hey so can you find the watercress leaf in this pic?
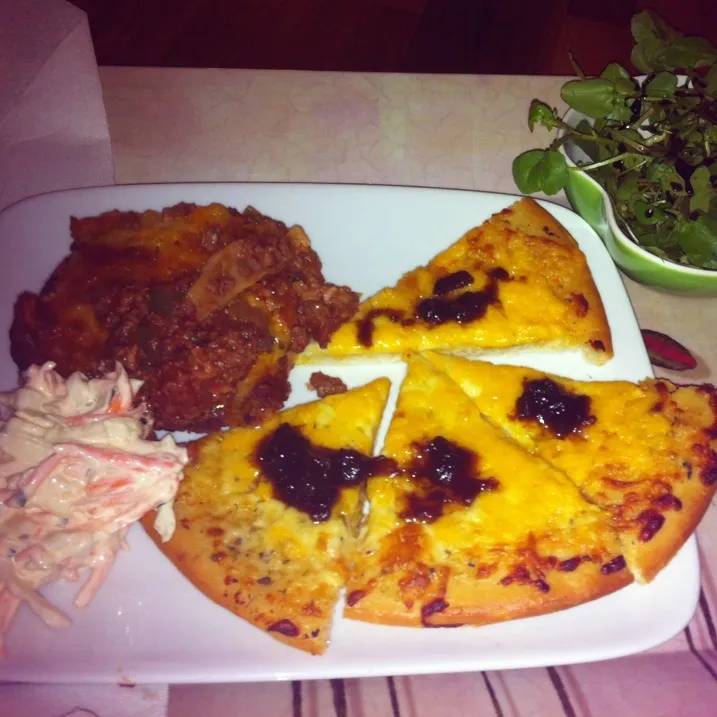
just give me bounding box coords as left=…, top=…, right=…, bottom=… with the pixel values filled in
left=633, top=200, right=666, bottom=225
left=596, top=142, right=612, bottom=162
left=616, top=78, right=638, bottom=96
left=615, top=174, right=641, bottom=204
left=512, top=150, right=568, bottom=196
left=561, top=79, right=618, bottom=118
left=676, top=217, right=717, bottom=266
left=613, top=127, right=645, bottom=145
left=689, top=166, right=712, bottom=213
left=622, top=154, right=648, bottom=171
left=655, top=223, right=681, bottom=250
left=592, top=118, right=608, bottom=140
left=704, top=63, right=717, bottom=97
left=661, top=37, right=717, bottom=70
left=646, top=163, right=672, bottom=182
left=648, top=103, right=669, bottom=125
left=645, top=71, right=677, bottom=98
left=644, top=244, right=667, bottom=259
left=646, top=162, right=683, bottom=194
left=631, top=10, right=681, bottom=44
left=637, top=229, right=665, bottom=250
left=607, top=98, right=632, bottom=123
left=601, top=63, right=631, bottom=82
left=600, top=63, right=637, bottom=95
left=632, top=37, right=666, bottom=74
left=706, top=124, right=717, bottom=149
left=628, top=222, right=658, bottom=247
left=527, top=100, right=560, bottom=131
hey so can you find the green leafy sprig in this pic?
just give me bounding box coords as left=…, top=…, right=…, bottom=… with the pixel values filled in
left=512, top=10, right=717, bottom=269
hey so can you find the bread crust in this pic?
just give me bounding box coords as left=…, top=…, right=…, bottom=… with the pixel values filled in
left=624, top=482, right=708, bottom=584
left=494, top=198, right=613, bottom=363
left=624, top=382, right=717, bottom=582
left=141, top=510, right=337, bottom=654
left=345, top=560, right=632, bottom=627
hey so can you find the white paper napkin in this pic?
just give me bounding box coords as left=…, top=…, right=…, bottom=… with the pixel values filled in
left=0, top=0, right=114, bottom=212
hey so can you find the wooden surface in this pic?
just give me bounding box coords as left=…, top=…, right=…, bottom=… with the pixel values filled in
left=71, top=0, right=717, bottom=75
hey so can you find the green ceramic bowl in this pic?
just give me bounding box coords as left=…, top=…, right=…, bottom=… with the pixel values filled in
left=559, top=108, right=717, bottom=295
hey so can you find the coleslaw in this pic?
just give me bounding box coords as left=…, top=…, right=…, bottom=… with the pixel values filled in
left=0, top=362, right=188, bottom=656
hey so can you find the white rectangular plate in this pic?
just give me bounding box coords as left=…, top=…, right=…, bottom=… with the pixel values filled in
left=0, top=183, right=699, bottom=684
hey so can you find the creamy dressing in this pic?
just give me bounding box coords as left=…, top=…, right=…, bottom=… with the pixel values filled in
left=0, top=362, right=187, bottom=656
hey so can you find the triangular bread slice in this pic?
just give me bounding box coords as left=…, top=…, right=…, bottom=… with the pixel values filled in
left=300, top=198, right=612, bottom=365
left=344, top=356, right=630, bottom=628
left=423, top=351, right=717, bottom=583
left=142, top=378, right=390, bottom=654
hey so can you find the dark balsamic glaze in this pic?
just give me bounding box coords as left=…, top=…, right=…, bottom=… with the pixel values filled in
left=629, top=98, right=643, bottom=124
left=258, top=426, right=497, bottom=526
left=400, top=436, right=499, bottom=523
left=675, top=156, right=697, bottom=197
left=357, top=308, right=410, bottom=348
left=355, top=267, right=510, bottom=347
left=416, top=267, right=509, bottom=327
left=515, top=378, right=595, bottom=438
left=257, top=423, right=397, bottom=522
left=433, top=270, right=474, bottom=296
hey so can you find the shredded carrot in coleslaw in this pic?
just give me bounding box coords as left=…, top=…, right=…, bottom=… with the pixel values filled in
left=0, top=362, right=187, bottom=657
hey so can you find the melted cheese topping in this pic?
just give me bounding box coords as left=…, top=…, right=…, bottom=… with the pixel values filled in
left=423, top=352, right=680, bottom=499
left=359, top=358, right=618, bottom=580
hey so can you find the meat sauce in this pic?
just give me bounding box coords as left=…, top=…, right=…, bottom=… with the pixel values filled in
left=356, top=267, right=509, bottom=347
left=307, top=371, right=347, bottom=398
left=10, top=203, right=360, bottom=432
left=515, top=378, right=595, bottom=438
